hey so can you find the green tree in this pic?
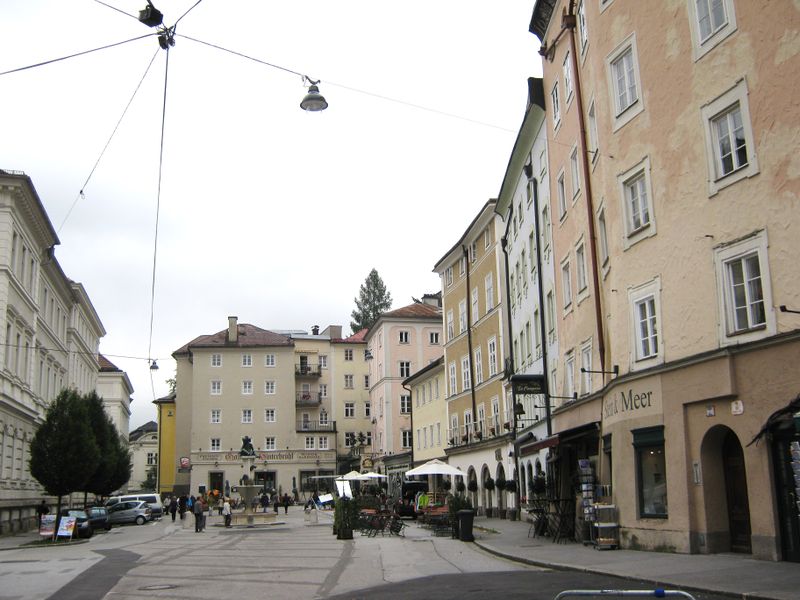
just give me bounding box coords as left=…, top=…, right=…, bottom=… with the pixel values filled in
left=29, top=389, right=101, bottom=536
left=82, top=392, right=119, bottom=502
left=142, top=466, right=157, bottom=491
left=350, top=268, right=392, bottom=333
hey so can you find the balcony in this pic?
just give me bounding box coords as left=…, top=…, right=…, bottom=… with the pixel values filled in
left=296, top=391, right=322, bottom=407
left=297, top=419, right=336, bottom=433
left=295, top=363, right=322, bottom=377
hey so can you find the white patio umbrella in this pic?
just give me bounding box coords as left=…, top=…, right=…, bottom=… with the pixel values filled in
left=405, top=459, right=463, bottom=477
left=359, top=471, right=387, bottom=479
left=337, top=470, right=365, bottom=481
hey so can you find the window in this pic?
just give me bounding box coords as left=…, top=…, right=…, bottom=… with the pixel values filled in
left=474, top=347, right=483, bottom=385
left=365, top=401, right=371, bottom=417
left=265, top=353, right=275, bottom=367
left=210, top=409, right=221, bottom=424
left=581, top=344, right=592, bottom=396
left=587, top=100, right=599, bottom=163
left=242, top=353, right=252, bottom=367
left=210, top=380, right=221, bottom=395
left=399, top=361, right=411, bottom=378
left=242, top=409, right=252, bottom=424
left=534, top=309, right=542, bottom=357
left=461, top=356, right=471, bottom=392
left=598, top=207, right=609, bottom=265
left=344, top=374, right=354, bottom=389
left=305, top=437, right=315, bottom=450
left=319, top=355, right=328, bottom=369
left=576, top=242, right=587, bottom=293
left=485, top=273, right=494, bottom=311
left=634, top=426, right=667, bottom=518
left=365, top=432, right=372, bottom=446
left=320, top=383, right=328, bottom=397
left=211, top=353, right=221, bottom=367
left=564, top=352, right=575, bottom=399
left=399, top=331, right=409, bottom=344
left=445, top=266, right=453, bottom=287
left=551, top=81, right=561, bottom=126
left=446, top=310, right=455, bottom=340
left=525, top=321, right=533, bottom=359
left=261, top=380, right=275, bottom=395
left=546, top=291, right=555, bottom=336
left=400, top=395, right=411, bottom=414
left=689, top=0, right=736, bottom=60
left=636, top=296, right=658, bottom=359
left=468, top=241, right=477, bottom=263
left=542, top=205, right=551, bottom=251
left=318, top=437, right=329, bottom=450
left=459, top=300, right=467, bottom=333
left=629, top=278, right=662, bottom=368
left=701, top=80, right=758, bottom=195
left=448, top=362, right=457, bottom=396
left=344, top=348, right=353, bottom=361
left=484, top=226, right=492, bottom=248
left=577, top=1, right=588, bottom=54
left=618, top=157, right=656, bottom=248
left=557, top=171, right=567, bottom=219
left=714, top=230, right=774, bottom=344
left=344, top=432, right=356, bottom=448
left=401, top=430, right=412, bottom=449
left=242, top=380, right=253, bottom=395
left=429, top=331, right=440, bottom=345
left=264, top=408, right=275, bottom=422
left=561, top=259, right=573, bottom=309
left=210, top=438, right=221, bottom=452
left=570, top=146, right=580, bottom=198
left=488, top=337, right=498, bottom=377
left=364, top=374, right=370, bottom=389
left=147, top=452, right=157, bottom=466
left=345, top=402, right=355, bottom=418
left=459, top=256, right=466, bottom=276
left=320, top=410, right=329, bottom=425
left=563, top=52, right=573, bottom=102
left=606, top=35, right=644, bottom=130
left=471, top=288, right=479, bottom=323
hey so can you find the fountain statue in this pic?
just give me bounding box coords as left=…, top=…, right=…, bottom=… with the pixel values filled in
left=229, top=436, right=277, bottom=527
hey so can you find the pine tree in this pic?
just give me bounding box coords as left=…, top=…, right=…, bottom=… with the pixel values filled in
left=350, top=268, right=392, bottom=333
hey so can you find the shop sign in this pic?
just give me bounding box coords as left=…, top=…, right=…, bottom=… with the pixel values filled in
left=603, top=379, right=661, bottom=426
left=195, top=450, right=333, bottom=463
left=180, top=456, right=190, bottom=468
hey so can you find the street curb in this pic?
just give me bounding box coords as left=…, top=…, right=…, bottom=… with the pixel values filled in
left=472, top=539, right=779, bottom=600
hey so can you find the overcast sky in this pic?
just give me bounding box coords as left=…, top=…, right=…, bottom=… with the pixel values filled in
left=0, top=1, right=542, bottom=430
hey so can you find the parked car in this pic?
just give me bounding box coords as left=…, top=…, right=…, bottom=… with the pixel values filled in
left=105, top=494, right=163, bottom=519
left=59, top=509, right=93, bottom=539
left=87, top=506, right=112, bottom=531
left=107, top=500, right=152, bottom=526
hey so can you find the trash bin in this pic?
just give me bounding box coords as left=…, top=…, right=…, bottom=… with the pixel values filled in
left=457, top=509, right=475, bottom=542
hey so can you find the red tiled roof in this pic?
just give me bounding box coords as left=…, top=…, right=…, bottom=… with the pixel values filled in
left=335, top=328, right=368, bottom=343
left=380, top=302, right=441, bottom=320
left=98, top=353, right=121, bottom=372
left=173, top=324, right=293, bottom=356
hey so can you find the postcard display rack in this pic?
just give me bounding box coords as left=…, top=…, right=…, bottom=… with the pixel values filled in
left=793, top=442, right=800, bottom=519
left=579, top=459, right=619, bottom=550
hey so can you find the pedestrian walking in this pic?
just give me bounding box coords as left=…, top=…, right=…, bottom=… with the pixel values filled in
left=222, top=497, right=232, bottom=528
left=35, top=499, right=49, bottom=527
left=178, top=495, right=187, bottom=520
left=282, top=493, right=290, bottom=514
left=260, top=493, right=269, bottom=513
left=273, top=495, right=280, bottom=513
left=169, top=497, right=178, bottom=522
left=193, top=496, right=204, bottom=532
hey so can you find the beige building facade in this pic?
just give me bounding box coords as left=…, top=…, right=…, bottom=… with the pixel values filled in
left=530, top=0, right=800, bottom=560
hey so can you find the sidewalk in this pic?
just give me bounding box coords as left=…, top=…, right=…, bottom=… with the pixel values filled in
left=469, top=515, right=799, bottom=600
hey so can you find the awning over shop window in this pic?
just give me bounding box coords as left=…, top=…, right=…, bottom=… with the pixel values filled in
left=519, top=434, right=559, bottom=457
left=632, top=425, right=664, bottom=448
left=557, top=421, right=600, bottom=444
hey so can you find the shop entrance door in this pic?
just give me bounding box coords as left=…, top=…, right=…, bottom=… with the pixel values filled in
left=255, top=470, right=276, bottom=493
left=772, top=434, right=800, bottom=562
left=723, top=431, right=752, bottom=553
left=209, top=471, right=224, bottom=495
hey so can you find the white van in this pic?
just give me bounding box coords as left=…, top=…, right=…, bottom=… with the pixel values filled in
left=105, top=493, right=163, bottom=519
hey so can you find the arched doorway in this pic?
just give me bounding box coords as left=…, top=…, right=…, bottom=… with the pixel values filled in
left=701, top=426, right=752, bottom=553
left=481, top=465, right=492, bottom=514
left=496, top=465, right=507, bottom=511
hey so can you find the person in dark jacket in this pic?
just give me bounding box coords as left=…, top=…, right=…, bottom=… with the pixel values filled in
left=282, top=493, right=290, bottom=514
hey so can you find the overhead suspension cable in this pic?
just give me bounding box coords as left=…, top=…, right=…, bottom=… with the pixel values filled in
left=92, top=0, right=140, bottom=21
left=0, top=33, right=156, bottom=77
left=58, top=49, right=161, bottom=233
left=174, top=0, right=204, bottom=27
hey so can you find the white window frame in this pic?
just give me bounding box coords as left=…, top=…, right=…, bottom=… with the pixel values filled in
left=688, top=0, right=737, bottom=61
left=320, top=383, right=328, bottom=398
left=471, top=287, right=479, bottom=324
left=264, top=436, right=275, bottom=450
left=264, top=380, right=275, bottom=395
left=488, top=337, right=498, bottom=377
left=210, top=438, right=221, bottom=452
left=597, top=204, right=610, bottom=267
left=587, top=99, right=599, bottom=165
left=429, top=331, right=440, bottom=345
left=399, top=361, right=411, bottom=378
left=210, top=380, right=221, bottom=395
left=563, top=51, right=574, bottom=103
left=459, top=300, right=467, bottom=334
left=557, top=169, right=567, bottom=220
left=399, top=330, right=409, bottom=344
left=210, top=409, right=221, bottom=424
left=701, top=78, right=758, bottom=196
left=577, top=0, right=589, bottom=56
left=561, top=257, right=573, bottom=311
left=576, top=240, right=588, bottom=296
left=319, top=354, right=328, bottom=369
left=264, top=408, right=275, bottom=422
left=211, top=353, right=221, bottom=367
left=580, top=342, right=592, bottom=396
left=628, top=277, right=663, bottom=370
left=474, top=347, right=483, bottom=385
left=461, top=355, right=471, bottom=392
left=344, top=402, right=355, bottom=418
left=242, top=380, right=253, bottom=395
left=618, top=156, right=656, bottom=249
left=305, top=437, right=315, bottom=450
left=241, top=409, right=253, bottom=424
left=344, top=374, right=354, bottom=389
left=318, top=437, right=329, bottom=450
left=570, top=145, right=581, bottom=200
left=606, top=34, right=644, bottom=131
left=714, top=230, right=775, bottom=346
left=550, top=80, right=561, bottom=128
left=241, top=353, right=252, bottom=367
left=564, top=351, right=575, bottom=400
left=445, top=266, right=453, bottom=287
left=447, top=310, right=455, bottom=340
left=448, top=361, right=457, bottom=396
left=400, top=394, right=411, bottom=414
left=401, top=430, right=412, bottom=449
left=344, top=348, right=353, bottom=361
left=265, top=353, right=275, bottom=367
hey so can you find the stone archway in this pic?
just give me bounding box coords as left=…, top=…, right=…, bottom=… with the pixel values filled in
left=700, top=425, right=752, bottom=554
left=495, top=465, right=507, bottom=511
left=481, top=464, right=492, bottom=514
left=467, top=467, right=478, bottom=510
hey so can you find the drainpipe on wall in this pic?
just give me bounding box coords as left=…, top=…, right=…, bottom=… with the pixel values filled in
left=564, top=4, right=606, bottom=377
left=462, top=245, right=479, bottom=440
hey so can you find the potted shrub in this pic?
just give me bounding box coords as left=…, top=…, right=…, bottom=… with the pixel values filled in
left=334, top=497, right=359, bottom=540
left=532, top=475, right=547, bottom=496
left=467, top=479, right=478, bottom=493
left=441, top=478, right=452, bottom=492
left=505, top=479, right=517, bottom=493
left=455, top=480, right=466, bottom=494
left=484, top=477, right=495, bottom=517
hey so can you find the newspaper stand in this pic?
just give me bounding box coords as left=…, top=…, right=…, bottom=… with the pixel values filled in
left=554, top=589, right=697, bottom=600
left=589, top=503, right=619, bottom=550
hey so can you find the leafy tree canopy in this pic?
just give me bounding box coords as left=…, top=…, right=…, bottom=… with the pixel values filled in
left=350, top=268, right=392, bottom=333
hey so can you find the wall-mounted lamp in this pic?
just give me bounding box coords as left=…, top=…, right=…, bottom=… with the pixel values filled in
left=780, top=305, right=800, bottom=315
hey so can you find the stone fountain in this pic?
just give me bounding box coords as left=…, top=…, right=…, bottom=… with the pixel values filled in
left=229, top=436, right=277, bottom=527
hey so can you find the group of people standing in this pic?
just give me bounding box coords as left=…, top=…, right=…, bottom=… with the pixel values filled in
left=163, top=492, right=295, bottom=530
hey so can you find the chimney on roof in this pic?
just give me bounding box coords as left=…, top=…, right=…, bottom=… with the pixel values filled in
left=311, top=325, right=319, bottom=335
left=228, top=316, right=238, bottom=343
